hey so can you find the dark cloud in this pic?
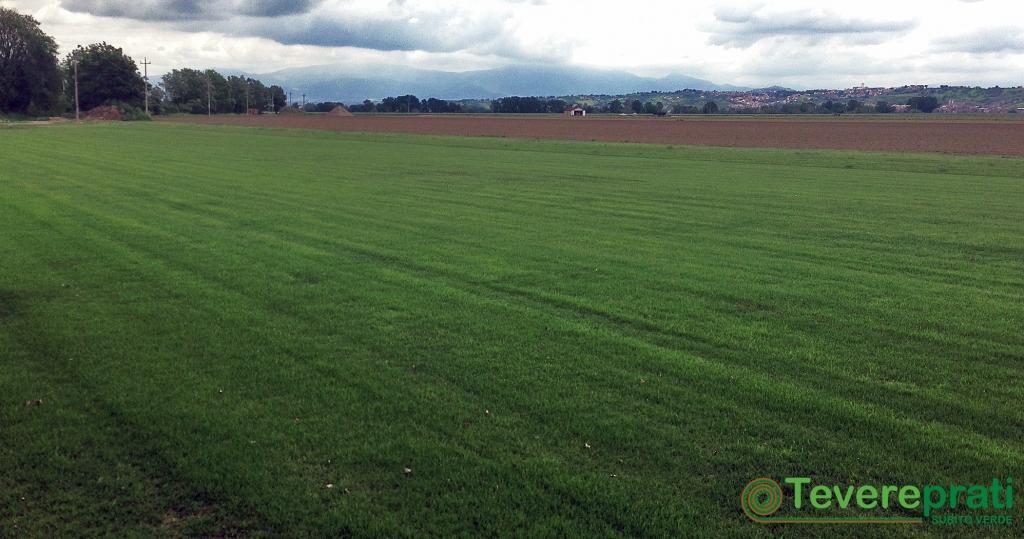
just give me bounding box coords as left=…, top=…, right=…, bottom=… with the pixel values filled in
left=59, top=0, right=529, bottom=56
left=61, top=0, right=319, bottom=21
left=232, top=12, right=510, bottom=53
left=934, top=27, right=1024, bottom=54
left=708, top=6, right=915, bottom=48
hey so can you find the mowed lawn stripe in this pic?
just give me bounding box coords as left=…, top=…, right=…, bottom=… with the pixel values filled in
left=2, top=123, right=1022, bottom=537
left=4, top=161, right=780, bottom=535
left=4, top=127, right=1019, bottom=444
left=18, top=128, right=1021, bottom=444
left=6, top=184, right=1007, bottom=536
left=8, top=133, right=761, bottom=532
left=4, top=124, right=1019, bottom=450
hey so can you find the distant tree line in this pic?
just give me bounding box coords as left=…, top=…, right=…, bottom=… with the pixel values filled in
left=341, top=95, right=463, bottom=113
left=0, top=7, right=292, bottom=118
left=485, top=97, right=723, bottom=115
left=490, top=96, right=572, bottom=113
left=484, top=95, right=947, bottom=116
left=727, top=96, right=940, bottom=115
left=161, top=69, right=285, bottom=114
left=1, top=9, right=149, bottom=117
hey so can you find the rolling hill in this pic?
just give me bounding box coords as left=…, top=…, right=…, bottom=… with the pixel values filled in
left=225, top=64, right=745, bottom=103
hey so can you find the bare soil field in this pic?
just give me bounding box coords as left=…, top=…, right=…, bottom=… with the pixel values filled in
left=159, top=114, right=1024, bottom=156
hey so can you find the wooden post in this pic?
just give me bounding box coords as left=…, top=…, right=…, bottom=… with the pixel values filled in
left=73, top=61, right=80, bottom=121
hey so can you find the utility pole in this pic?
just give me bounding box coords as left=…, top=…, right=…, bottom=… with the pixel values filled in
left=73, top=60, right=80, bottom=121
left=140, top=57, right=151, bottom=115
left=207, top=75, right=212, bottom=116
left=302, top=94, right=305, bottom=107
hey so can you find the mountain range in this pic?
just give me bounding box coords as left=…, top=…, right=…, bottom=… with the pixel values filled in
left=224, top=64, right=746, bottom=103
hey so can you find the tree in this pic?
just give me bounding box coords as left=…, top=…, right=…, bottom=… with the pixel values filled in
left=847, top=99, right=862, bottom=113
left=161, top=69, right=278, bottom=114
left=642, top=101, right=664, bottom=115
left=270, top=85, right=286, bottom=112
left=821, top=100, right=846, bottom=114
left=0, top=7, right=61, bottom=114
left=245, top=78, right=270, bottom=112
left=630, top=99, right=643, bottom=114
left=607, top=99, right=624, bottom=113
left=491, top=96, right=547, bottom=113
left=398, top=95, right=420, bottom=112
left=545, top=99, right=568, bottom=113
left=162, top=68, right=206, bottom=113
left=908, top=96, right=939, bottom=113
left=225, top=75, right=251, bottom=113
left=201, top=69, right=229, bottom=114
left=423, top=97, right=462, bottom=113
left=671, top=104, right=699, bottom=114
left=378, top=95, right=420, bottom=112
left=147, top=84, right=166, bottom=115
left=702, top=101, right=719, bottom=114
left=874, top=101, right=893, bottom=113
left=63, top=42, right=144, bottom=111
left=345, top=99, right=377, bottom=113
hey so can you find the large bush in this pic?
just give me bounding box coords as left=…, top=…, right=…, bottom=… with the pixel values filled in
left=63, top=42, right=144, bottom=111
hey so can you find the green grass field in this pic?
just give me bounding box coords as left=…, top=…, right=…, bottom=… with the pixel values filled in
left=2, top=123, right=1022, bottom=537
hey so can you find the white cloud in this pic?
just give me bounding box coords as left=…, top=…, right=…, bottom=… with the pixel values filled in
left=705, top=5, right=915, bottom=48
left=1, top=0, right=1021, bottom=88
left=935, top=26, right=1024, bottom=53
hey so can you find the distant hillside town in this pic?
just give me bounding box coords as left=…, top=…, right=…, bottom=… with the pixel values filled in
left=306, top=85, right=1024, bottom=117
left=320, top=85, right=1024, bottom=116
left=457, top=85, right=1024, bottom=115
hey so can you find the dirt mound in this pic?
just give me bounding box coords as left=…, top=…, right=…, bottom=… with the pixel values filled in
left=327, top=106, right=353, bottom=117
left=85, top=106, right=122, bottom=121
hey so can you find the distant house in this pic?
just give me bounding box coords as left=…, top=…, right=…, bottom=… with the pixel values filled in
left=565, top=105, right=586, bottom=117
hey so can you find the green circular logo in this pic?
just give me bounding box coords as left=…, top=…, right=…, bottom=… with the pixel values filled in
left=742, top=478, right=783, bottom=518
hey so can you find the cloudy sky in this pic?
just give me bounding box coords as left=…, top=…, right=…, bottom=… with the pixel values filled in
left=3, top=0, right=1023, bottom=88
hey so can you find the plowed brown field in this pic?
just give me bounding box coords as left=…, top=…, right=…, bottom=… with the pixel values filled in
left=159, top=114, right=1024, bottom=156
